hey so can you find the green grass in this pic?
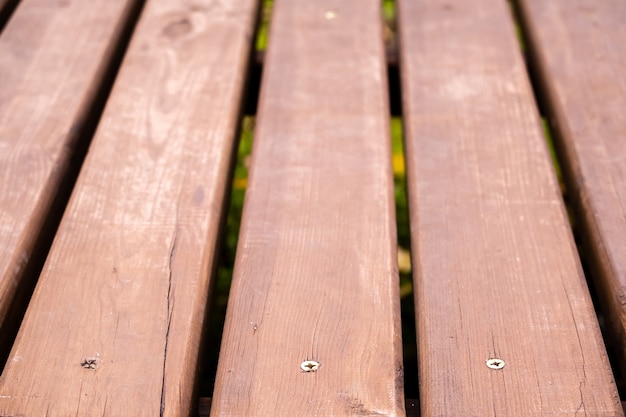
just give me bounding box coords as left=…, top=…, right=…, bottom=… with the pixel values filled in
left=256, top=0, right=272, bottom=51
left=383, top=0, right=395, bottom=23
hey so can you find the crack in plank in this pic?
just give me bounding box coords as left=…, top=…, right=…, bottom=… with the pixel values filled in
left=160, top=230, right=177, bottom=417
left=564, top=288, right=588, bottom=417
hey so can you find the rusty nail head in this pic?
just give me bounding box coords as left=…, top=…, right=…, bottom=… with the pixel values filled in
left=300, top=360, right=320, bottom=372
left=486, top=358, right=505, bottom=370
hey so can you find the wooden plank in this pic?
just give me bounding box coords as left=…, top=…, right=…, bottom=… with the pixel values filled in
left=199, top=398, right=419, bottom=417
left=210, top=1, right=404, bottom=416
left=0, top=0, right=142, bottom=356
left=397, top=0, right=624, bottom=415
left=514, top=0, right=626, bottom=377
left=0, top=0, right=258, bottom=415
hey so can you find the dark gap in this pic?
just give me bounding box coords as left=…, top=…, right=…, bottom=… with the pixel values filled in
left=197, top=117, right=254, bottom=398
left=388, top=56, right=401, bottom=117
left=384, top=0, right=418, bottom=403
left=384, top=0, right=401, bottom=116
left=0, top=0, right=148, bottom=371
left=241, top=0, right=271, bottom=114
left=0, top=0, right=20, bottom=33
left=384, top=0, right=399, bottom=117
left=197, top=0, right=267, bottom=399
left=393, top=117, right=419, bottom=400
left=244, top=56, right=262, bottom=115
left=509, top=0, right=626, bottom=400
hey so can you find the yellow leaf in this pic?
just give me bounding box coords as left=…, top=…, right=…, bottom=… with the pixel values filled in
left=233, top=178, right=248, bottom=190
left=393, top=154, right=405, bottom=175
left=397, top=247, right=411, bottom=273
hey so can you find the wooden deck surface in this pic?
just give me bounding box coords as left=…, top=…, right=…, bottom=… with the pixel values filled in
left=0, top=0, right=143, bottom=361
left=398, top=0, right=622, bottom=415
left=0, top=0, right=257, bottom=415
left=210, top=0, right=403, bottom=415
left=0, top=0, right=625, bottom=416
left=516, top=0, right=626, bottom=382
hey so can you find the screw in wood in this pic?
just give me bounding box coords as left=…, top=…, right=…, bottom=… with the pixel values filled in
left=324, top=10, right=337, bottom=20
left=485, top=358, right=506, bottom=370
left=300, top=360, right=320, bottom=372
left=81, top=357, right=98, bottom=369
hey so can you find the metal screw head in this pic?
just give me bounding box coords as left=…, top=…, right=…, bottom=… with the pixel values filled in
left=324, top=10, right=337, bottom=20
left=300, top=360, right=320, bottom=372
left=486, top=358, right=505, bottom=370
left=81, top=357, right=98, bottom=369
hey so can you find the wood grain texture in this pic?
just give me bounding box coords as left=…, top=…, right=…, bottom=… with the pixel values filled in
left=210, top=0, right=404, bottom=416
left=397, top=0, right=624, bottom=415
left=0, top=0, right=257, bottom=415
left=515, top=0, right=626, bottom=377
left=0, top=0, right=141, bottom=354
left=200, top=398, right=419, bottom=417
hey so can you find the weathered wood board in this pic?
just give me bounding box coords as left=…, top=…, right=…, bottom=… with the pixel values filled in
left=515, top=0, right=626, bottom=378
left=210, top=0, right=405, bottom=416
left=0, top=0, right=143, bottom=359
left=398, top=0, right=624, bottom=415
left=0, top=0, right=258, bottom=415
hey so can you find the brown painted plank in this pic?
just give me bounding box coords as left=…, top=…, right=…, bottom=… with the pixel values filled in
left=199, top=398, right=419, bottom=417
left=210, top=1, right=404, bottom=416
left=0, top=0, right=142, bottom=356
left=397, top=0, right=624, bottom=415
left=515, top=0, right=626, bottom=377
left=0, top=0, right=258, bottom=415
